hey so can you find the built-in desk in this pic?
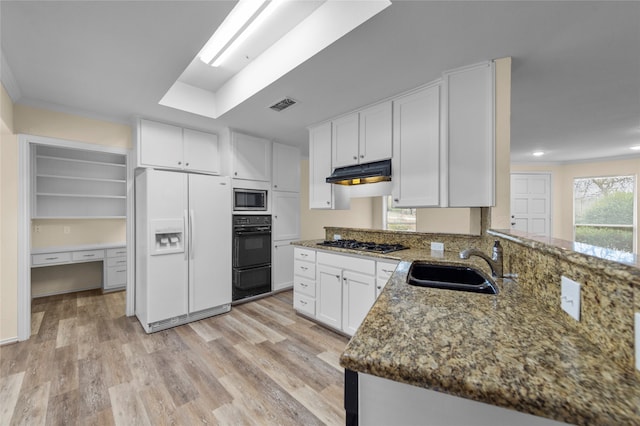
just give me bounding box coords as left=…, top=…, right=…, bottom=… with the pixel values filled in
left=31, top=243, right=127, bottom=292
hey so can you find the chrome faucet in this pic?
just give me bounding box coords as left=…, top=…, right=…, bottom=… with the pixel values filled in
left=459, top=240, right=504, bottom=278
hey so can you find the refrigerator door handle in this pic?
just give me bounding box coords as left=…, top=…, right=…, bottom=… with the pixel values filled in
left=190, top=209, right=195, bottom=260
left=184, top=210, right=189, bottom=261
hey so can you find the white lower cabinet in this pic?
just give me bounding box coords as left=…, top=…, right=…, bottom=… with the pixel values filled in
left=342, top=270, right=376, bottom=335
left=293, top=247, right=396, bottom=336
left=376, top=260, right=399, bottom=298
left=273, top=240, right=295, bottom=292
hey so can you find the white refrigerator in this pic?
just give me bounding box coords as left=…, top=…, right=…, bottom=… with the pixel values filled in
left=135, top=169, right=232, bottom=333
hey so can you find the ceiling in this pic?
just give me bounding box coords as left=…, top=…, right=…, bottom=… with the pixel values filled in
left=2, top=1, right=639, bottom=163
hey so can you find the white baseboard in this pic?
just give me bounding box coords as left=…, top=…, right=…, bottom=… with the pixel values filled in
left=0, top=336, right=19, bottom=346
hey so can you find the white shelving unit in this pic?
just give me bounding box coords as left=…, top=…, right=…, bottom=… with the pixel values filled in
left=32, top=145, right=127, bottom=218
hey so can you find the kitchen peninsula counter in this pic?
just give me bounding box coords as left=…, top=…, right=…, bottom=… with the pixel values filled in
left=293, top=238, right=640, bottom=424
left=339, top=260, right=639, bottom=425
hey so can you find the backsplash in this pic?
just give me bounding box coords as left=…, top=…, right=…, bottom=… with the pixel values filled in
left=324, top=226, right=640, bottom=371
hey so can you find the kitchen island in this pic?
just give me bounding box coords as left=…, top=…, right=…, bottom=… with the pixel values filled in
left=321, top=234, right=640, bottom=425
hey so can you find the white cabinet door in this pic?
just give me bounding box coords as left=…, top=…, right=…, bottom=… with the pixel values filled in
left=183, top=128, right=220, bottom=175
left=309, top=123, right=334, bottom=209
left=342, top=270, right=376, bottom=335
left=316, top=264, right=343, bottom=329
left=272, top=143, right=300, bottom=192
left=139, top=119, right=183, bottom=169
left=445, top=61, right=495, bottom=207
left=273, top=240, right=295, bottom=291
left=376, top=260, right=399, bottom=298
left=359, top=101, right=392, bottom=164
left=273, top=192, right=300, bottom=241
left=232, top=132, right=272, bottom=181
left=188, top=174, right=231, bottom=313
left=392, top=84, right=441, bottom=207
left=332, top=113, right=360, bottom=168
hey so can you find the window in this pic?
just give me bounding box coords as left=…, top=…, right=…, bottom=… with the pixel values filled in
left=383, top=196, right=416, bottom=231
left=573, top=175, right=636, bottom=253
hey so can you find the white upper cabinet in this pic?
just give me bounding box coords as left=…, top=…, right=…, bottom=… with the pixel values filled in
left=332, top=113, right=360, bottom=168
left=272, top=142, right=300, bottom=192
left=183, top=128, right=220, bottom=174
left=138, top=119, right=220, bottom=174
left=309, top=122, right=334, bottom=209
left=332, top=101, right=392, bottom=168
left=444, top=61, right=495, bottom=207
left=391, top=83, right=441, bottom=208
left=232, top=132, right=272, bottom=182
left=359, top=101, right=393, bottom=163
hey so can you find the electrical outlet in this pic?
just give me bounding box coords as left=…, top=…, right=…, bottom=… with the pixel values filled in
left=635, top=312, right=639, bottom=371
left=35, top=225, right=42, bottom=233
left=63, top=226, right=71, bottom=234
left=333, top=234, right=341, bottom=240
left=561, top=276, right=581, bottom=321
left=431, top=242, right=444, bottom=251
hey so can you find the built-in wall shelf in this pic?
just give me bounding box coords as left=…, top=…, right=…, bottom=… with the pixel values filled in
left=32, top=146, right=127, bottom=218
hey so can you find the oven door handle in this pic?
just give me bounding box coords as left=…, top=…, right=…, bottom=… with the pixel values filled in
left=234, top=230, right=271, bottom=236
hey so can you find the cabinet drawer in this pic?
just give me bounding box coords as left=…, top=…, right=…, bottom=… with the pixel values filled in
left=294, top=293, right=315, bottom=316
left=106, top=256, right=127, bottom=267
left=106, top=266, right=127, bottom=288
left=317, top=251, right=375, bottom=275
left=107, top=247, right=127, bottom=257
left=32, top=252, right=72, bottom=266
left=294, top=248, right=316, bottom=262
left=377, top=261, right=399, bottom=280
left=72, top=249, right=104, bottom=262
left=294, top=260, right=316, bottom=279
left=294, top=277, right=316, bottom=298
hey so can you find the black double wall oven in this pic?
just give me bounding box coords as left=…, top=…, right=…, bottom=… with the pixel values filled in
left=232, top=215, right=272, bottom=302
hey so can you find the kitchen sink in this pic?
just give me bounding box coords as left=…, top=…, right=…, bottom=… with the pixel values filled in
left=406, top=262, right=498, bottom=294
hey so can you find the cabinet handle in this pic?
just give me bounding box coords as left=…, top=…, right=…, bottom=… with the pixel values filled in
left=83, top=254, right=95, bottom=257
left=326, top=201, right=330, bottom=205
left=300, top=300, right=307, bottom=305
left=116, top=260, right=126, bottom=264
left=377, top=286, right=382, bottom=290
left=360, top=155, right=364, bottom=158
left=382, top=269, right=393, bottom=273
left=300, top=266, right=308, bottom=271
left=335, top=275, right=340, bottom=279
left=45, top=257, right=59, bottom=260
left=394, top=198, right=399, bottom=202
left=116, top=270, right=126, bottom=273
left=300, top=283, right=308, bottom=288
left=178, top=161, right=182, bottom=165
left=274, top=184, right=278, bottom=188
left=300, top=253, right=308, bottom=257
left=353, top=156, right=357, bottom=160
left=234, top=172, right=238, bottom=176
left=185, top=162, right=189, bottom=166
left=511, top=222, right=516, bottom=226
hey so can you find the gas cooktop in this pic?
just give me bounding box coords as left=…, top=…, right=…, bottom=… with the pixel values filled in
left=317, top=239, right=409, bottom=254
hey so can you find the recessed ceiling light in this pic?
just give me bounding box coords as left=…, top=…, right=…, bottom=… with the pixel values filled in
left=630, top=145, right=640, bottom=151
left=532, top=151, right=545, bottom=157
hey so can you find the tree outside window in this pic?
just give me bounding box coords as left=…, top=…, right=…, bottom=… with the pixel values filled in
left=573, top=176, right=636, bottom=253
left=383, top=196, right=416, bottom=231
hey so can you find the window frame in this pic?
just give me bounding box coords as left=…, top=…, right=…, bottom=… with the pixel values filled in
left=382, top=195, right=417, bottom=232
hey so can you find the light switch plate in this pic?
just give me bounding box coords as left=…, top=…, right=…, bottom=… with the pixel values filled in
left=561, top=276, right=581, bottom=321
left=635, top=312, right=639, bottom=371
left=431, top=242, right=444, bottom=251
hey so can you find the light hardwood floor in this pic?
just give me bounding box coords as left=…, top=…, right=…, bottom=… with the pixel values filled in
left=0, top=290, right=349, bottom=425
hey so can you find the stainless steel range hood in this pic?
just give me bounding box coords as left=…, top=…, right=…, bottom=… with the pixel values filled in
left=326, top=159, right=392, bottom=186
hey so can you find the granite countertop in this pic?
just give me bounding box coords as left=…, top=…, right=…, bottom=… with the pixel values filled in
left=339, top=261, right=640, bottom=425
left=293, top=241, right=640, bottom=424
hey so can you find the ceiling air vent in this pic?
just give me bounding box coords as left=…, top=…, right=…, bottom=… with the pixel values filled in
left=269, top=97, right=298, bottom=112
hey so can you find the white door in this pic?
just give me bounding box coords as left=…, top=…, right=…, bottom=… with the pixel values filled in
left=183, top=128, right=220, bottom=175
left=188, top=174, right=232, bottom=313
left=316, top=264, right=343, bottom=329
left=359, top=101, right=393, bottom=164
left=342, top=270, right=376, bottom=335
left=510, top=173, right=552, bottom=236
left=332, top=112, right=360, bottom=168
left=273, top=192, right=300, bottom=241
